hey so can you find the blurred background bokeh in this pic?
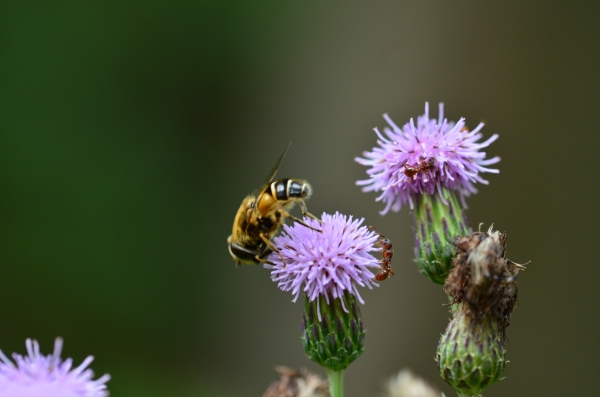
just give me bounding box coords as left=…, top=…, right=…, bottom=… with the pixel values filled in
left=0, top=2, right=598, bottom=396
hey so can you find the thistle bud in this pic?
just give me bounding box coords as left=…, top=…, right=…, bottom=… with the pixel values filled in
left=437, top=226, right=526, bottom=396
left=302, top=291, right=365, bottom=371
left=413, top=188, right=471, bottom=284
left=436, top=312, right=505, bottom=397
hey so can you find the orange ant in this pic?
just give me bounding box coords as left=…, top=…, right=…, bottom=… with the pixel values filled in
left=403, top=157, right=436, bottom=180
left=370, top=226, right=394, bottom=281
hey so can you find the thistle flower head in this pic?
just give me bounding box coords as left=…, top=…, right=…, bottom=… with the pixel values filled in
left=0, top=338, right=110, bottom=397
left=356, top=103, right=500, bottom=214
left=265, top=212, right=380, bottom=305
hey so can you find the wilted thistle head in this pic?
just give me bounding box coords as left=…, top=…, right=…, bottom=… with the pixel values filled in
left=265, top=212, right=381, bottom=306
left=437, top=226, right=526, bottom=396
left=445, top=226, right=525, bottom=339
left=355, top=102, right=500, bottom=214
left=0, top=338, right=110, bottom=397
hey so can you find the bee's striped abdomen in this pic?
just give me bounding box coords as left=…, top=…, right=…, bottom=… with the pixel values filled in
left=256, top=178, right=313, bottom=218
left=270, top=179, right=312, bottom=200
left=274, top=179, right=288, bottom=200
left=287, top=179, right=305, bottom=198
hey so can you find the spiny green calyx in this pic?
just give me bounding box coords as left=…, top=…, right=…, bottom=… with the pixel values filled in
left=413, top=188, right=471, bottom=285
left=437, top=226, right=526, bottom=396
left=302, top=291, right=365, bottom=371
left=436, top=312, right=505, bottom=397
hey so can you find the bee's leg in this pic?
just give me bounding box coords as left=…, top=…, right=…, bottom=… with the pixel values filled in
left=298, top=201, right=323, bottom=223
left=257, top=234, right=287, bottom=266
left=254, top=244, right=274, bottom=265
left=255, top=257, right=278, bottom=267
left=256, top=243, right=272, bottom=258
left=278, top=209, right=322, bottom=232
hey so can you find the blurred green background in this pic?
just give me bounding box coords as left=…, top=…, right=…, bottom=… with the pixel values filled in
left=0, top=1, right=598, bottom=396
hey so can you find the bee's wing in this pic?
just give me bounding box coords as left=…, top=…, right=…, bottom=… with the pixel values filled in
left=262, top=142, right=292, bottom=185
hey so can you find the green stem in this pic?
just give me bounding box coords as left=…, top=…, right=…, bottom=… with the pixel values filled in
left=327, top=369, right=344, bottom=397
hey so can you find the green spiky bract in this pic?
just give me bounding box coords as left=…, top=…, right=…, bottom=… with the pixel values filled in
left=302, top=291, right=365, bottom=372
left=413, top=188, right=472, bottom=284
left=436, top=311, right=506, bottom=397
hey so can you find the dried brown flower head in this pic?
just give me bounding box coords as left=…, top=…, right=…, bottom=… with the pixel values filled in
left=263, top=366, right=329, bottom=397
left=444, top=225, right=526, bottom=339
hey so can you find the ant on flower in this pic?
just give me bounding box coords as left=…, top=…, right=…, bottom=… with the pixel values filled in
left=403, top=157, right=436, bottom=180
left=370, top=226, right=394, bottom=281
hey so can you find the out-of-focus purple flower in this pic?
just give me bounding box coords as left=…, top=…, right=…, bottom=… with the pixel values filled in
left=265, top=212, right=380, bottom=306
left=356, top=103, right=500, bottom=214
left=0, top=338, right=110, bottom=397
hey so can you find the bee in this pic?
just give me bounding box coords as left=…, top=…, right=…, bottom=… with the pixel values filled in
left=370, top=226, right=394, bottom=281
left=227, top=143, right=321, bottom=266
left=403, top=157, right=436, bottom=180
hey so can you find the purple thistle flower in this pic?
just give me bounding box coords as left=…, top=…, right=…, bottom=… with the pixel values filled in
left=265, top=212, right=380, bottom=309
left=0, top=338, right=110, bottom=397
left=356, top=103, right=500, bottom=214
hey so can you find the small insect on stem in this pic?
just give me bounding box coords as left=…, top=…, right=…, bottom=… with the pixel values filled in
left=370, top=226, right=395, bottom=281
